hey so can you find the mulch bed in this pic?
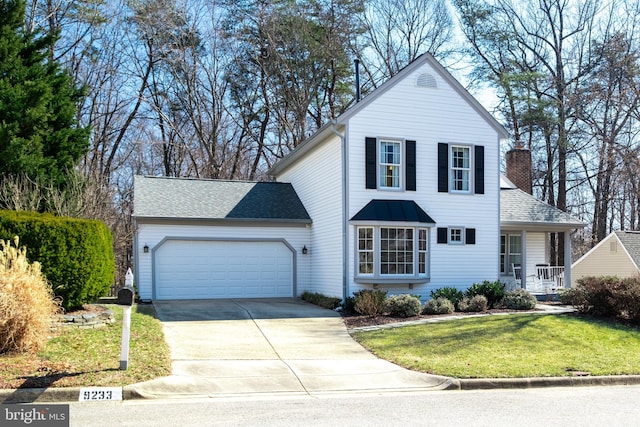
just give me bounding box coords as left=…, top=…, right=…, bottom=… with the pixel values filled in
left=341, top=307, right=539, bottom=329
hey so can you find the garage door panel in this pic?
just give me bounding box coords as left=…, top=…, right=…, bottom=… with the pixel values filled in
left=154, top=240, right=293, bottom=300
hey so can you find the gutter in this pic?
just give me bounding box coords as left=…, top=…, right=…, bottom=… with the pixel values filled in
left=330, top=120, right=348, bottom=302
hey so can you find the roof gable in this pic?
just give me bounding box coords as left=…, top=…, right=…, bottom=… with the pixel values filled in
left=133, top=176, right=311, bottom=223
left=268, top=52, right=508, bottom=176
left=614, top=231, right=640, bottom=269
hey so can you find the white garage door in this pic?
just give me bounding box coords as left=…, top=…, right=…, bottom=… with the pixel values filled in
left=154, top=240, right=293, bottom=300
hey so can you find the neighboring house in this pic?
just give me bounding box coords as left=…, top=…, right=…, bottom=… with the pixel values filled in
left=133, top=53, right=584, bottom=302
left=571, top=231, right=640, bottom=287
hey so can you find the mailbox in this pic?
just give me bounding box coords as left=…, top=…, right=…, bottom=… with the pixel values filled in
left=117, top=287, right=135, bottom=306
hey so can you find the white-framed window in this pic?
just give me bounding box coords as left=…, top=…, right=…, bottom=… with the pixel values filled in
left=418, top=229, right=427, bottom=274
left=380, top=227, right=414, bottom=275
left=379, top=140, right=401, bottom=189
left=449, top=227, right=464, bottom=244
left=501, top=234, right=522, bottom=274
left=356, top=226, right=430, bottom=279
left=450, top=145, right=470, bottom=192
left=358, top=227, right=374, bottom=275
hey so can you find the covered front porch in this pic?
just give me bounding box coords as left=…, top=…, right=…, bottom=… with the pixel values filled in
left=500, top=229, right=574, bottom=295
left=499, top=178, right=585, bottom=295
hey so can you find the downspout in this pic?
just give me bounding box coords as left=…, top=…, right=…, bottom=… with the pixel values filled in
left=330, top=120, right=348, bottom=301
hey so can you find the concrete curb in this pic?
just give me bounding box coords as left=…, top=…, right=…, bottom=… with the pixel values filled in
left=0, top=387, right=86, bottom=404
left=443, top=375, right=640, bottom=390
left=5, top=374, right=640, bottom=403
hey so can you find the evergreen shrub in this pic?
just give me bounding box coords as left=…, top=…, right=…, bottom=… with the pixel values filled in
left=384, top=294, right=422, bottom=317
left=0, top=210, right=115, bottom=310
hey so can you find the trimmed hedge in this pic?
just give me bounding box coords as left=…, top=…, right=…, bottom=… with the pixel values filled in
left=301, top=291, right=342, bottom=309
left=0, top=210, right=115, bottom=311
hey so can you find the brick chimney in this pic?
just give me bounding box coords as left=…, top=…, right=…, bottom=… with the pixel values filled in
left=506, top=144, right=532, bottom=194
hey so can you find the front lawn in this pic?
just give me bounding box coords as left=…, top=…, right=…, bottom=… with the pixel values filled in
left=0, top=304, right=171, bottom=389
left=351, top=313, right=640, bottom=378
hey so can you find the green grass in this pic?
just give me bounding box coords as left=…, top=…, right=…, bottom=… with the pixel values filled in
left=352, top=313, right=640, bottom=378
left=0, top=304, right=171, bottom=389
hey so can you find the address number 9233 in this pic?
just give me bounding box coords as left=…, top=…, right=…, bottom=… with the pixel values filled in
left=79, top=387, right=122, bottom=401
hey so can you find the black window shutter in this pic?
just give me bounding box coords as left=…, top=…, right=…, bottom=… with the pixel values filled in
left=406, top=140, right=416, bottom=191
left=438, top=143, right=448, bottom=192
left=365, top=137, right=377, bottom=189
left=437, top=227, right=448, bottom=244
left=474, top=145, right=484, bottom=194
left=466, top=228, right=476, bottom=245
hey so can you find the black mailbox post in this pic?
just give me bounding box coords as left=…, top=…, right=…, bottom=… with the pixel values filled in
left=117, top=287, right=135, bottom=306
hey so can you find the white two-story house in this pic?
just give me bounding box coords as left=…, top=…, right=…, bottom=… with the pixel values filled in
left=132, top=53, right=582, bottom=302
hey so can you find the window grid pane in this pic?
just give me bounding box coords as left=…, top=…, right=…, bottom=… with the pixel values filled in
left=507, top=235, right=522, bottom=273
left=358, top=227, right=374, bottom=274
left=418, top=228, right=427, bottom=274
left=379, top=141, right=401, bottom=188
left=380, top=227, right=413, bottom=275
left=451, top=146, right=470, bottom=191
left=450, top=228, right=463, bottom=243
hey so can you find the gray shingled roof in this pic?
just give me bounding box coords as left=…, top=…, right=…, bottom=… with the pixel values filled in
left=133, top=176, right=311, bottom=222
left=500, top=187, right=584, bottom=229
left=614, top=231, right=640, bottom=268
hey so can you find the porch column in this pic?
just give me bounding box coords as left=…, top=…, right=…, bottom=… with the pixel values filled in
left=521, top=230, right=527, bottom=287
left=564, top=230, right=572, bottom=288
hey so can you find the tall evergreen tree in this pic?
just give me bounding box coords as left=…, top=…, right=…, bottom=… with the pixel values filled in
left=0, top=0, right=89, bottom=189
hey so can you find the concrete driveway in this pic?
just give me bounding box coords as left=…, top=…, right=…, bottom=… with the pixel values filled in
left=128, top=298, right=451, bottom=398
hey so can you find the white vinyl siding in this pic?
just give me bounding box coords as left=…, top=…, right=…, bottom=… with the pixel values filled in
left=346, top=60, right=501, bottom=296
left=275, top=134, right=344, bottom=298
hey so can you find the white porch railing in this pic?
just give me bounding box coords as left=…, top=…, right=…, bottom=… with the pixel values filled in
left=527, top=266, right=565, bottom=293
left=511, top=265, right=565, bottom=293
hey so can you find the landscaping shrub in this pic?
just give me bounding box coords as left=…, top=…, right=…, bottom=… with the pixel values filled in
left=558, top=287, right=587, bottom=308
left=0, top=238, right=61, bottom=353
left=502, top=289, right=537, bottom=310
left=353, top=289, right=387, bottom=316
left=574, top=276, right=620, bottom=317
left=422, top=297, right=455, bottom=315
left=301, top=291, right=342, bottom=309
left=458, top=295, right=488, bottom=312
left=0, top=210, right=115, bottom=310
left=429, top=287, right=464, bottom=308
left=567, top=276, right=640, bottom=323
left=341, top=296, right=356, bottom=314
left=464, top=280, right=505, bottom=309
left=614, top=278, right=640, bottom=323
left=384, top=294, right=422, bottom=317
